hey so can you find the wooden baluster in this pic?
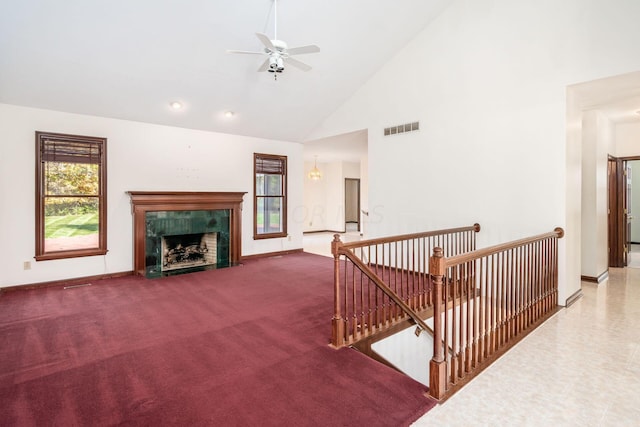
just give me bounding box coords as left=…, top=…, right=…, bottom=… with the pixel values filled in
left=502, top=251, right=507, bottom=346
left=349, top=256, right=355, bottom=339
left=534, top=240, right=541, bottom=321
left=367, top=245, right=373, bottom=334
left=479, top=257, right=485, bottom=363
left=429, top=247, right=447, bottom=400
left=513, top=248, right=518, bottom=337
left=491, top=253, right=497, bottom=354
left=497, top=252, right=502, bottom=347
left=451, top=265, right=458, bottom=382
left=419, top=237, right=425, bottom=310
left=495, top=252, right=500, bottom=347
left=519, top=246, right=525, bottom=335
left=509, top=249, right=515, bottom=339
left=444, top=264, right=450, bottom=380
left=524, top=244, right=529, bottom=325
left=528, top=242, right=534, bottom=327
left=359, top=254, right=365, bottom=338
left=471, top=260, right=476, bottom=369
left=538, top=240, right=544, bottom=315
left=531, top=241, right=537, bottom=323
left=377, top=244, right=382, bottom=330
left=399, top=240, right=404, bottom=309
left=395, top=241, right=399, bottom=321
left=542, top=238, right=548, bottom=313
left=372, top=244, right=378, bottom=330
left=465, top=261, right=472, bottom=373
left=412, top=238, right=417, bottom=309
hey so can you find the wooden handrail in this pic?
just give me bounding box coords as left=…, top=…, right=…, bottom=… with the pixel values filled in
left=333, top=223, right=481, bottom=254
left=340, top=250, right=433, bottom=336
left=443, top=227, right=564, bottom=268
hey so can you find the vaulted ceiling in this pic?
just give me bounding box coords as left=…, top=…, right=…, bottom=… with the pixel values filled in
left=0, top=0, right=454, bottom=143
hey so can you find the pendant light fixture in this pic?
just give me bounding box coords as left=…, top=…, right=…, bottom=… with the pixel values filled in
left=308, top=155, right=322, bottom=181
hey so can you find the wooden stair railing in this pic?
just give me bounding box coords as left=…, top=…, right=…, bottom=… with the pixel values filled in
left=331, top=224, right=481, bottom=348
left=429, top=227, right=564, bottom=401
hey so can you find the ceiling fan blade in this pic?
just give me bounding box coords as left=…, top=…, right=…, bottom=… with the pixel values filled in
left=257, top=58, right=270, bottom=72
left=286, top=45, right=320, bottom=56
left=255, top=33, right=275, bottom=51
left=227, top=50, right=264, bottom=55
left=285, top=57, right=312, bottom=72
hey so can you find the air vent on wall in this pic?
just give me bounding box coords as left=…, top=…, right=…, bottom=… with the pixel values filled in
left=384, top=121, right=419, bottom=136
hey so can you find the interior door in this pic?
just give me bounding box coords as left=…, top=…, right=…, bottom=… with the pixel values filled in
left=626, top=163, right=632, bottom=265
left=608, top=157, right=627, bottom=268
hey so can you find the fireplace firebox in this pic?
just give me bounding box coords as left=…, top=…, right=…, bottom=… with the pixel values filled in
left=127, top=192, right=246, bottom=278
left=161, top=232, right=217, bottom=272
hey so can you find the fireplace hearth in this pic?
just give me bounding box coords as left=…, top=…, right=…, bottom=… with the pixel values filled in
left=127, top=191, right=246, bottom=278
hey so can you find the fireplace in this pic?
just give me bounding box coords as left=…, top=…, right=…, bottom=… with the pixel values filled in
left=127, top=192, right=246, bottom=277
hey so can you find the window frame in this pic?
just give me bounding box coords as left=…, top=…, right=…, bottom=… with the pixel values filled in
left=35, top=131, right=108, bottom=261
left=253, top=153, right=287, bottom=240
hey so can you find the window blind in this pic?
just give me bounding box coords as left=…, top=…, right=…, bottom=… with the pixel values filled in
left=41, top=139, right=102, bottom=164
left=255, top=155, right=285, bottom=175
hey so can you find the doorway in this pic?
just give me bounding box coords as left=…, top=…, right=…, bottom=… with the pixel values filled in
left=608, top=156, right=640, bottom=267
left=345, top=178, right=360, bottom=232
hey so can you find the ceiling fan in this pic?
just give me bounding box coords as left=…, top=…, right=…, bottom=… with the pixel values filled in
left=227, top=0, right=320, bottom=78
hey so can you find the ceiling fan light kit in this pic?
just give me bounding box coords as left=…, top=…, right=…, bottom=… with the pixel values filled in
left=227, top=0, right=320, bottom=80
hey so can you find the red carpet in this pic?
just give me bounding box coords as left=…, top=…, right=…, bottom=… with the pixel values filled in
left=0, top=252, right=436, bottom=426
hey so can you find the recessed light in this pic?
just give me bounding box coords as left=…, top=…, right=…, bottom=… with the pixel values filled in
left=170, top=101, right=183, bottom=110
left=224, top=111, right=235, bottom=118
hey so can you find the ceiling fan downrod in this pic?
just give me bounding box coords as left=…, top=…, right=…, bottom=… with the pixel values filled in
left=273, top=0, right=278, bottom=41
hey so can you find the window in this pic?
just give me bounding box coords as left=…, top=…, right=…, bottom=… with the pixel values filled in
left=35, top=131, right=107, bottom=260
left=254, top=153, right=287, bottom=239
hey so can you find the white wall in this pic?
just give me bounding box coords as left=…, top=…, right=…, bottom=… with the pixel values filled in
left=580, top=111, right=613, bottom=278
left=0, top=103, right=304, bottom=287
left=308, top=0, right=640, bottom=304
left=615, top=122, right=640, bottom=157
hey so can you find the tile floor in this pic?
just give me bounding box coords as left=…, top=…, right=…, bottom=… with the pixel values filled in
left=303, top=235, right=640, bottom=426
left=413, top=266, right=640, bottom=426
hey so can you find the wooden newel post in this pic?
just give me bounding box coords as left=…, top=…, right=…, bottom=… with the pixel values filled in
left=429, top=247, right=447, bottom=399
left=331, top=234, right=345, bottom=348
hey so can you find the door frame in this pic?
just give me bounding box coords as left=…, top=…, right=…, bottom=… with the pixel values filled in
left=609, top=155, right=640, bottom=267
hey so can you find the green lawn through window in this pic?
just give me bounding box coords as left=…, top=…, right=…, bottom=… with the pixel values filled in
left=45, top=214, right=99, bottom=238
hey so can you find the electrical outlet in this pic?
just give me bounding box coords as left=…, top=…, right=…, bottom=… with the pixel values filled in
left=23, top=261, right=31, bottom=270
